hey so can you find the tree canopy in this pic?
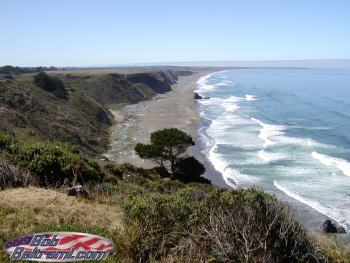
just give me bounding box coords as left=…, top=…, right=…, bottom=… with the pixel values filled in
left=135, top=128, right=210, bottom=184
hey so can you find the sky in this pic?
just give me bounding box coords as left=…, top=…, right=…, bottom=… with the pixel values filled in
left=1, top=0, right=350, bottom=67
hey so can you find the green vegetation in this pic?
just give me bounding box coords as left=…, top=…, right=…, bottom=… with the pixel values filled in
left=0, top=69, right=176, bottom=155
left=0, top=65, right=58, bottom=75
left=125, top=187, right=324, bottom=262
left=0, top=131, right=347, bottom=262
left=135, top=128, right=210, bottom=184
left=0, top=133, right=103, bottom=187
left=34, top=72, right=67, bottom=99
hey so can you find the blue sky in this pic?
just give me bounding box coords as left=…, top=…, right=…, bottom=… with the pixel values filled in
left=1, top=0, right=350, bottom=66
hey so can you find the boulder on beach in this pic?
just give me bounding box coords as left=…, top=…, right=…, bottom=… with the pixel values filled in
left=322, top=220, right=346, bottom=233
left=194, top=92, right=209, bottom=100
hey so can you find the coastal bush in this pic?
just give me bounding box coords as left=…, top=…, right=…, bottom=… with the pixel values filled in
left=124, top=187, right=325, bottom=263
left=144, top=179, right=186, bottom=194
left=33, top=72, right=67, bottom=99
left=0, top=133, right=13, bottom=150
left=135, top=128, right=210, bottom=183
left=0, top=159, right=37, bottom=189
left=0, top=135, right=104, bottom=187
left=15, top=142, right=103, bottom=187
left=104, top=163, right=123, bottom=179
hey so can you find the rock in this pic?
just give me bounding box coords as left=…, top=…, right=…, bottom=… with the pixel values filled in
left=322, top=220, right=346, bottom=233
left=194, top=92, right=209, bottom=100
left=194, top=92, right=203, bottom=100
left=337, top=226, right=346, bottom=233
left=67, top=185, right=88, bottom=198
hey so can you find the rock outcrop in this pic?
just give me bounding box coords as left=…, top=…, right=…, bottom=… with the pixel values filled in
left=194, top=92, right=209, bottom=100
left=322, top=220, right=346, bottom=233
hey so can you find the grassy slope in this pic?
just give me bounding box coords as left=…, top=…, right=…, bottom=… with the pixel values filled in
left=1, top=177, right=348, bottom=263
left=0, top=70, right=176, bottom=155
left=0, top=187, right=124, bottom=263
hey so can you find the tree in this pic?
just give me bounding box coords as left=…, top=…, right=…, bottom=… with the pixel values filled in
left=135, top=128, right=209, bottom=183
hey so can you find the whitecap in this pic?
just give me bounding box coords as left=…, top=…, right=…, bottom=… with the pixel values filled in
left=251, top=118, right=324, bottom=148
left=311, top=151, right=350, bottom=177
left=251, top=118, right=285, bottom=147
left=258, top=149, right=288, bottom=162
left=196, top=71, right=230, bottom=93
left=245, top=94, right=258, bottom=101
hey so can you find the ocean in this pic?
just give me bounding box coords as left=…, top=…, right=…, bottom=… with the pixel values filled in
left=195, top=68, right=350, bottom=231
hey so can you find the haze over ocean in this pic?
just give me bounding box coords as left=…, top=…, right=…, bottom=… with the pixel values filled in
left=196, top=68, right=350, bottom=231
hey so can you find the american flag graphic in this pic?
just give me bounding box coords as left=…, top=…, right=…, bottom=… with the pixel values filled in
left=4, top=232, right=114, bottom=253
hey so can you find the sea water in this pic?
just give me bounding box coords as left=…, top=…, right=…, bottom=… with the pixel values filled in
left=195, top=68, right=350, bottom=231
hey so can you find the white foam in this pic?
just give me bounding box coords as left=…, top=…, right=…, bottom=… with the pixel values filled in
left=251, top=117, right=321, bottom=148
left=208, top=143, right=237, bottom=188
left=312, top=151, right=350, bottom=177
left=207, top=142, right=261, bottom=187
left=274, top=180, right=349, bottom=231
left=251, top=118, right=285, bottom=147
left=258, top=149, right=287, bottom=162
left=245, top=94, right=258, bottom=101
left=196, top=71, right=230, bottom=92
left=222, top=96, right=242, bottom=112
left=214, top=82, right=234, bottom=87
left=197, top=97, right=222, bottom=106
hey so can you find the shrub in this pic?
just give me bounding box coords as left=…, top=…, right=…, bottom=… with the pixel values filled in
left=15, top=142, right=103, bottom=187
left=104, top=163, right=123, bottom=180
left=0, top=135, right=104, bottom=188
left=0, top=159, right=37, bottom=189
left=33, top=72, right=67, bottom=99
left=124, top=187, right=325, bottom=263
left=144, top=179, right=185, bottom=194
left=0, top=133, right=13, bottom=150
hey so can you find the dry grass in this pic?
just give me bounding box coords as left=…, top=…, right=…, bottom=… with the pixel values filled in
left=315, top=234, right=350, bottom=263
left=0, top=187, right=124, bottom=233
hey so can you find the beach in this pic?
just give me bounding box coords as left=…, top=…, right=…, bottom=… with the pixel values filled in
left=106, top=70, right=214, bottom=167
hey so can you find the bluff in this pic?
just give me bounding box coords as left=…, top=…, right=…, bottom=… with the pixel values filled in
left=0, top=70, right=178, bottom=155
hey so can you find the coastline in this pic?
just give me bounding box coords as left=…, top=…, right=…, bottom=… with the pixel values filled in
left=106, top=69, right=339, bottom=234
left=192, top=70, right=347, bottom=234
left=105, top=70, right=215, bottom=167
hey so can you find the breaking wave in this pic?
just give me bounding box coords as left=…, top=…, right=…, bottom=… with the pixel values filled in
left=312, top=151, right=350, bottom=177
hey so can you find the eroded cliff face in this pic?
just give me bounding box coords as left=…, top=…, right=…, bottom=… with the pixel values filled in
left=63, top=70, right=178, bottom=105
left=0, top=70, right=180, bottom=155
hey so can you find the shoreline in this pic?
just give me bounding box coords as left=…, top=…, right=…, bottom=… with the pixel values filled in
left=105, top=70, right=215, bottom=166
left=193, top=70, right=349, bottom=235
left=106, top=69, right=344, bottom=234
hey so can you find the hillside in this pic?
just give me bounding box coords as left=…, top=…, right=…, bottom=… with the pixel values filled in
left=0, top=171, right=345, bottom=263
left=0, top=70, right=178, bottom=155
